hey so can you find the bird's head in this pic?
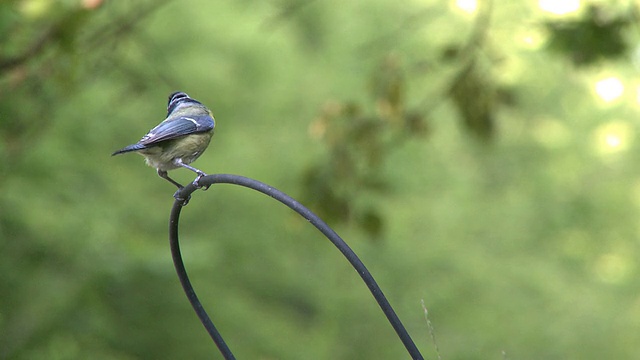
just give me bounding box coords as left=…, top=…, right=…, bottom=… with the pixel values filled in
left=167, top=91, right=203, bottom=115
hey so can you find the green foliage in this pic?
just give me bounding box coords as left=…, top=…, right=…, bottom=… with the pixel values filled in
left=545, top=4, right=635, bottom=66
left=302, top=54, right=428, bottom=238
left=2, top=0, right=640, bottom=359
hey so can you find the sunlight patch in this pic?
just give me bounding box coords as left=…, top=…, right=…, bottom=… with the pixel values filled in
left=539, top=0, right=581, bottom=15
left=594, top=77, right=624, bottom=103
left=455, top=0, right=477, bottom=14
left=519, top=29, right=546, bottom=50
left=592, top=121, right=633, bottom=155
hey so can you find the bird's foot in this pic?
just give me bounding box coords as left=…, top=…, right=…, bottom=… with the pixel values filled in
left=192, top=172, right=210, bottom=190
left=173, top=188, right=191, bottom=206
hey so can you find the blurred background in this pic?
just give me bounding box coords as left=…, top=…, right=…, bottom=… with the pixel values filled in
left=2, top=0, right=640, bottom=358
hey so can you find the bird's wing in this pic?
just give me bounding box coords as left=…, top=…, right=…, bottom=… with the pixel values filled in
left=139, top=114, right=214, bottom=146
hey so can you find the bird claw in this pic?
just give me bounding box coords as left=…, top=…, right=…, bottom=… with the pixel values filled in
left=173, top=189, right=191, bottom=206
left=192, top=173, right=210, bottom=190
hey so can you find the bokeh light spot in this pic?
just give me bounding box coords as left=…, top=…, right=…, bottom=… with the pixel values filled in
left=455, top=0, right=477, bottom=14
left=539, top=0, right=581, bottom=15
left=19, top=0, right=52, bottom=18
left=594, top=77, right=624, bottom=103
left=592, top=121, right=633, bottom=155
left=519, top=29, right=546, bottom=50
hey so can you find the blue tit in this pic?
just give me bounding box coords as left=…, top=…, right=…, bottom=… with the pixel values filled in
left=112, top=91, right=215, bottom=189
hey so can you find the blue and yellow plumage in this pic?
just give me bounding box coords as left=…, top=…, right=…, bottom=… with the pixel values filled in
left=112, top=91, right=215, bottom=189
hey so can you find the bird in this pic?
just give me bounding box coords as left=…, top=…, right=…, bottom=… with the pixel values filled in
left=112, top=91, right=215, bottom=190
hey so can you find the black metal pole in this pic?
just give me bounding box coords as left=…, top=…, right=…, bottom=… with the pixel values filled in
left=169, top=201, right=236, bottom=360
left=170, top=174, right=424, bottom=359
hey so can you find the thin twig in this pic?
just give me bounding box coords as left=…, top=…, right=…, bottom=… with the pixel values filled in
left=421, top=299, right=442, bottom=360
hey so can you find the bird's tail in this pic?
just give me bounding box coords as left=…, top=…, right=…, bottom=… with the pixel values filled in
left=111, top=143, right=146, bottom=156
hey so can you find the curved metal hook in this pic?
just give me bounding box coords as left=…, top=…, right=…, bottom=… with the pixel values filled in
left=169, top=174, right=424, bottom=360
